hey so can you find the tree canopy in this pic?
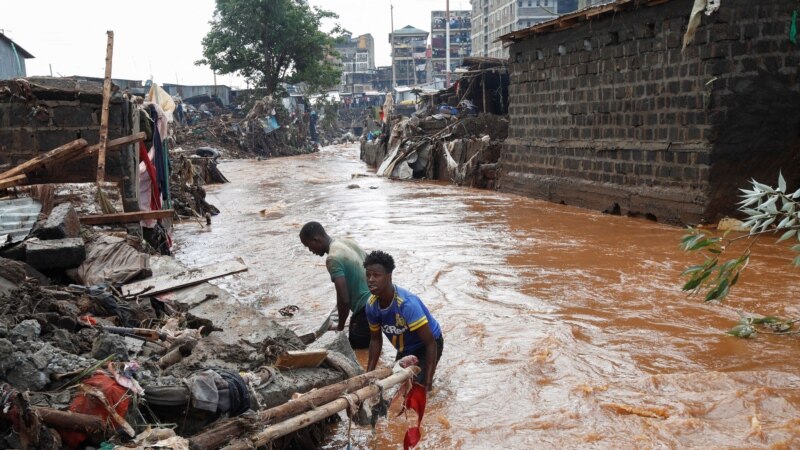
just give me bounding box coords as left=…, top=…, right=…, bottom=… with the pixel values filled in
left=198, top=0, right=344, bottom=95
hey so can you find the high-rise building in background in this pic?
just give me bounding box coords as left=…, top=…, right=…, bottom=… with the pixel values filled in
left=471, top=0, right=583, bottom=58
left=334, top=32, right=376, bottom=93
left=430, top=10, right=472, bottom=82
left=390, top=25, right=429, bottom=86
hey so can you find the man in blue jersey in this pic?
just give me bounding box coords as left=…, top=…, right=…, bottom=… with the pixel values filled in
left=364, top=251, right=443, bottom=390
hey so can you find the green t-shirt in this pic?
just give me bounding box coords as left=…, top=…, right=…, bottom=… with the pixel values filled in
left=326, top=238, right=371, bottom=313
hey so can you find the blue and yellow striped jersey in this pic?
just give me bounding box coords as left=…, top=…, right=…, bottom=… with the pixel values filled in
left=365, top=285, right=442, bottom=353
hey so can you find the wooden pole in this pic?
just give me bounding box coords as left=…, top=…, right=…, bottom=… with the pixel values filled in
left=97, top=30, right=114, bottom=183
left=0, top=174, right=27, bottom=189
left=0, top=406, right=109, bottom=434
left=78, top=209, right=175, bottom=225
left=222, top=367, right=419, bottom=450
left=189, top=367, right=394, bottom=450
left=67, top=132, right=147, bottom=163
left=482, top=71, right=487, bottom=114
left=0, top=139, right=88, bottom=181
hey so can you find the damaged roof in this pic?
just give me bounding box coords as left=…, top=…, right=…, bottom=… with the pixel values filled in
left=499, top=0, right=674, bottom=43
left=0, top=32, right=34, bottom=59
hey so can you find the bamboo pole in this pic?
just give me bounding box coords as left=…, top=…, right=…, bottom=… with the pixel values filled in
left=97, top=31, right=114, bottom=182
left=222, top=367, right=419, bottom=450
left=189, top=367, right=394, bottom=450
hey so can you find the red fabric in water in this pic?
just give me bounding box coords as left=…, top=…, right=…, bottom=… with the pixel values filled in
left=403, top=383, right=427, bottom=450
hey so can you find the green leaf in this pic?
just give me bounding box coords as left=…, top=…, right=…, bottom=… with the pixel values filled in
left=705, top=278, right=730, bottom=301
left=778, top=171, right=787, bottom=193
left=727, top=323, right=756, bottom=338
left=790, top=244, right=800, bottom=252
left=750, top=316, right=783, bottom=324
left=683, top=270, right=713, bottom=291
left=752, top=179, right=775, bottom=193
left=681, top=264, right=706, bottom=276
left=793, top=255, right=800, bottom=266
left=778, top=229, right=797, bottom=242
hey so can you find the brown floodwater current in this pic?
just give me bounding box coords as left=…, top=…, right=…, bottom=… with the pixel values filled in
left=173, top=144, right=800, bottom=449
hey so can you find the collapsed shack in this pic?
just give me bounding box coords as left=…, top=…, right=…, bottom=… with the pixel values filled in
left=361, top=57, right=510, bottom=189
left=0, top=77, right=419, bottom=449
left=174, top=94, right=332, bottom=159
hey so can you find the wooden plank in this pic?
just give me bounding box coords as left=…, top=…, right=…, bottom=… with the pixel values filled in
left=0, top=139, right=88, bottom=180
left=121, top=259, right=248, bottom=296
left=0, top=174, right=27, bottom=189
left=78, top=209, right=174, bottom=225
left=97, top=30, right=115, bottom=182
left=66, top=132, right=147, bottom=163
left=274, top=351, right=328, bottom=370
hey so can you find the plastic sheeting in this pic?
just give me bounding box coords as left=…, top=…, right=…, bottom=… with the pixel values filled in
left=146, top=83, right=176, bottom=122
left=78, top=234, right=151, bottom=286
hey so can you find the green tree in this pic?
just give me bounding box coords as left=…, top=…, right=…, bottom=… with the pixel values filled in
left=680, top=173, right=800, bottom=338
left=197, top=0, right=344, bottom=95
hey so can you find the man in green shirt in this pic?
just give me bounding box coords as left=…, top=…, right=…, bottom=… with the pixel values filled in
left=299, top=222, right=371, bottom=349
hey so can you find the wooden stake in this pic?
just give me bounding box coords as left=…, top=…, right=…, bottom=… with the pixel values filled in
left=222, top=367, right=419, bottom=450
left=97, top=30, right=114, bottom=183
left=188, top=367, right=393, bottom=450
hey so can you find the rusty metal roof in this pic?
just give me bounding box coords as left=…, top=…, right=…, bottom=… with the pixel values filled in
left=499, top=0, right=674, bottom=43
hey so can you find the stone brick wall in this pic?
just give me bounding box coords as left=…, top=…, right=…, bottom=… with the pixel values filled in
left=0, top=78, right=139, bottom=210
left=499, top=0, right=800, bottom=224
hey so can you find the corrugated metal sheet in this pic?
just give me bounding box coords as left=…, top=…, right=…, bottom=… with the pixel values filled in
left=0, top=198, right=42, bottom=243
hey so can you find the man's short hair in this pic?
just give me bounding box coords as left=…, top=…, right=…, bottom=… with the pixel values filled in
left=364, top=250, right=395, bottom=273
left=300, top=221, right=326, bottom=239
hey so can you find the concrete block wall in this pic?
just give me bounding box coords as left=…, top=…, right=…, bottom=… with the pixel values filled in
left=0, top=82, right=139, bottom=211
left=499, top=0, right=800, bottom=224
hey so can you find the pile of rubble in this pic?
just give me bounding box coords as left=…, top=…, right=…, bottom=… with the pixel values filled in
left=363, top=113, right=508, bottom=189
left=0, top=188, right=395, bottom=449
left=361, top=57, right=510, bottom=189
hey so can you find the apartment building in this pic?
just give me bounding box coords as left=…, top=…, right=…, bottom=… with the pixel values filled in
left=390, top=25, right=429, bottom=86
left=471, top=0, right=584, bottom=57
left=334, top=33, right=376, bottom=94
left=430, top=10, right=472, bottom=81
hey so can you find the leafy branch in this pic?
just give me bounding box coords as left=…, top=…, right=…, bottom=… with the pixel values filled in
left=680, top=172, right=800, bottom=337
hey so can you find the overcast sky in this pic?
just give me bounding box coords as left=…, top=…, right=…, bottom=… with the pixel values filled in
left=2, top=0, right=470, bottom=89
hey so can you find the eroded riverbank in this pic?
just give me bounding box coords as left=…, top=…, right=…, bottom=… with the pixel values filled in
left=173, top=144, right=800, bottom=449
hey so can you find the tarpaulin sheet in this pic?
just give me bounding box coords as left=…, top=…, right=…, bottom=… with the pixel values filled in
left=78, top=235, right=151, bottom=286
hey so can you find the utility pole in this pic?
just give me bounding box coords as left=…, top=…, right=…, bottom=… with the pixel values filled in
left=445, top=0, right=451, bottom=88
left=390, top=1, right=396, bottom=89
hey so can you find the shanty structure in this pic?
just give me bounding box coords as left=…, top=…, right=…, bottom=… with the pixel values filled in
left=0, top=32, right=34, bottom=79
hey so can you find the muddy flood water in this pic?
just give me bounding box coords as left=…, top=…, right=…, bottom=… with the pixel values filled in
left=173, top=144, right=800, bottom=449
